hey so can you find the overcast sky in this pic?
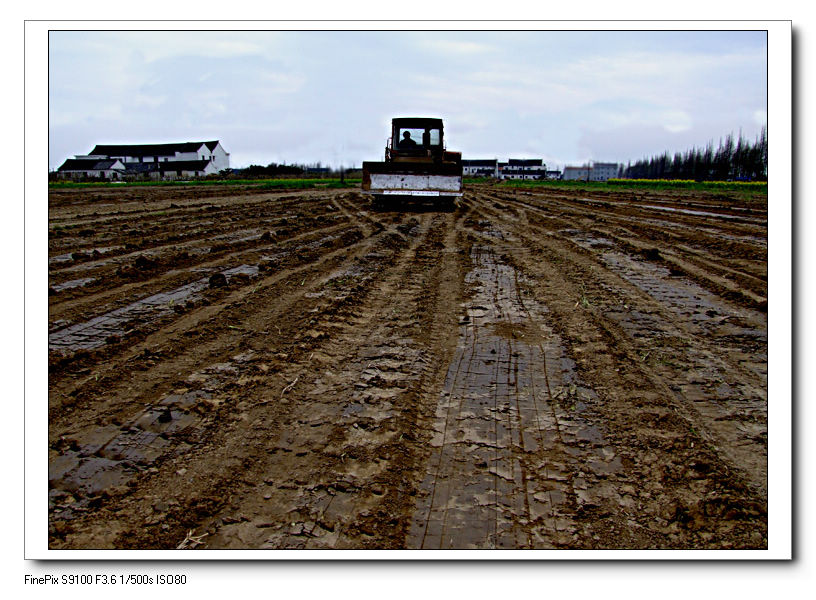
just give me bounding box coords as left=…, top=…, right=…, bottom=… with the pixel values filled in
left=48, top=29, right=767, bottom=171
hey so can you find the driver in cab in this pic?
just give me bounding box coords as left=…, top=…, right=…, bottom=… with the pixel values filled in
left=398, top=131, right=418, bottom=149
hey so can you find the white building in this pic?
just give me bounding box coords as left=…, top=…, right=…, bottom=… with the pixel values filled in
left=462, top=159, right=499, bottom=177
left=562, top=162, right=619, bottom=182
left=499, top=158, right=546, bottom=180
left=589, top=162, right=619, bottom=181
left=88, top=141, right=230, bottom=172
left=59, top=140, right=230, bottom=180
left=562, top=165, right=590, bottom=181
left=462, top=158, right=548, bottom=180
left=125, top=159, right=221, bottom=180
left=56, top=158, right=126, bottom=180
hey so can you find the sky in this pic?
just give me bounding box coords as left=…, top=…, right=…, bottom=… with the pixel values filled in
left=48, top=29, right=768, bottom=171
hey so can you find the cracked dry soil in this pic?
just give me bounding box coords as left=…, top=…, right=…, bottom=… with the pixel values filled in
left=47, top=182, right=768, bottom=550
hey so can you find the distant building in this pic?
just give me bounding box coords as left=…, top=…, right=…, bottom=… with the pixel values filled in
left=89, top=141, right=229, bottom=172
left=56, top=158, right=126, bottom=180
left=462, top=159, right=498, bottom=177
left=462, top=158, right=549, bottom=180
left=499, top=158, right=546, bottom=180
left=562, top=162, right=619, bottom=182
left=124, top=159, right=220, bottom=180
left=562, top=165, right=590, bottom=181
left=589, top=162, right=619, bottom=182
left=508, top=158, right=544, bottom=169
left=57, top=140, right=229, bottom=180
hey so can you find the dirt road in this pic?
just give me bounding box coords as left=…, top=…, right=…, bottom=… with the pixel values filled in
left=47, top=182, right=768, bottom=550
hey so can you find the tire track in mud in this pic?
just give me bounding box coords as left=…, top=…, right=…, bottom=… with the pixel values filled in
left=457, top=193, right=767, bottom=547
left=481, top=187, right=767, bottom=273
left=48, top=224, right=376, bottom=521
left=469, top=193, right=767, bottom=498
left=331, top=192, right=390, bottom=238
left=480, top=188, right=767, bottom=298
left=47, top=229, right=360, bottom=398
left=48, top=220, right=361, bottom=349
left=48, top=201, right=355, bottom=322
left=47, top=219, right=383, bottom=438
left=48, top=188, right=314, bottom=235
left=407, top=217, right=625, bottom=549
left=483, top=186, right=767, bottom=234
left=48, top=205, right=455, bottom=548
left=48, top=185, right=768, bottom=550
left=195, top=211, right=467, bottom=549
left=475, top=194, right=767, bottom=378
left=47, top=189, right=338, bottom=263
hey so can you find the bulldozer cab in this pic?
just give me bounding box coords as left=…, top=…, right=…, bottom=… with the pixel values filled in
left=390, top=118, right=444, bottom=161
left=362, top=116, right=462, bottom=208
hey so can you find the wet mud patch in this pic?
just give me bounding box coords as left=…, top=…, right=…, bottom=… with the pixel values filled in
left=47, top=185, right=769, bottom=550
left=490, top=320, right=543, bottom=344
left=409, top=239, right=620, bottom=549
left=49, top=245, right=123, bottom=266
left=564, top=231, right=768, bottom=493
left=49, top=264, right=260, bottom=353
left=169, top=218, right=435, bottom=549
left=48, top=353, right=259, bottom=531
left=49, top=277, right=97, bottom=294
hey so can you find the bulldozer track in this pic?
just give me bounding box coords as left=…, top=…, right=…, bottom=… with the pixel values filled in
left=47, top=182, right=768, bottom=550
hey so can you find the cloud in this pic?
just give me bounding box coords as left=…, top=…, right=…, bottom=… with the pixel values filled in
left=583, top=103, right=693, bottom=133
left=559, top=48, right=767, bottom=109
left=48, top=30, right=769, bottom=170
left=419, top=39, right=494, bottom=55
left=112, top=32, right=275, bottom=63
left=663, top=111, right=693, bottom=133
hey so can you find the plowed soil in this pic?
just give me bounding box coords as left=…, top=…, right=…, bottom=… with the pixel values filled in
left=47, top=182, right=768, bottom=550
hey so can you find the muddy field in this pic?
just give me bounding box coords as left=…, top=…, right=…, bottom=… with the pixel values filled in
left=47, top=182, right=768, bottom=550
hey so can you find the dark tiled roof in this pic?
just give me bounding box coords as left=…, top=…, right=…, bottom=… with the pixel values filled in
left=90, top=141, right=220, bottom=157
left=462, top=159, right=497, bottom=166
left=508, top=159, right=543, bottom=166
left=58, top=158, right=122, bottom=171
left=122, top=162, right=159, bottom=173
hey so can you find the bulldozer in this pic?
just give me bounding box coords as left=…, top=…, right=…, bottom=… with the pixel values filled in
left=362, top=117, right=463, bottom=208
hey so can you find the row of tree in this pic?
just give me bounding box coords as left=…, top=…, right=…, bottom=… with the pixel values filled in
left=233, top=162, right=354, bottom=178
left=620, top=127, right=767, bottom=181
left=238, top=163, right=306, bottom=177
